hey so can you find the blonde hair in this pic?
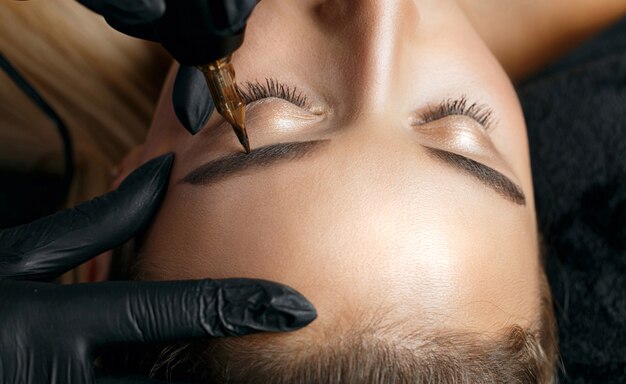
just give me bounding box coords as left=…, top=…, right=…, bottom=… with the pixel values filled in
left=0, top=0, right=169, bottom=205
left=191, top=272, right=558, bottom=384
left=114, top=275, right=558, bottom=383
left=0, top=0, right=170, bottom=283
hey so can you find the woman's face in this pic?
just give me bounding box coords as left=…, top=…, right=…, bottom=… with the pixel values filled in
left=133, top=0, right=540, bottom=334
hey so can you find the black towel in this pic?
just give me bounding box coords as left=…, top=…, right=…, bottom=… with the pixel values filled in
left=518, top=18, right=626, bottom=384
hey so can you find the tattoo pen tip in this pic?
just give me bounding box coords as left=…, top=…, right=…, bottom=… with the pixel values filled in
left=233, top=123, right=251, bottom=154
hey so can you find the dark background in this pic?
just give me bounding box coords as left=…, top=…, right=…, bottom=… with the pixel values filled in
left=2, top=18, right=625, bottom=384
left=519, top=18, right=626, bottom=383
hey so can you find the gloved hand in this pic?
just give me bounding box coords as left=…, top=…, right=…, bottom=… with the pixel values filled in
left=0, top=154, right=316, bottom=384
left=73, top=0, right=259, bottom=135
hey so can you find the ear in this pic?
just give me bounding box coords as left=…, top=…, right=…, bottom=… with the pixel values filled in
left=111, top=144, right=147, bottom=190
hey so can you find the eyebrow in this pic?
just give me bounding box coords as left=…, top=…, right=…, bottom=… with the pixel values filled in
left=180, top=140, right=328, bottom=186
left=180, top=140, right=525, bottom=206
left=424, top=147, right=526, bottom=205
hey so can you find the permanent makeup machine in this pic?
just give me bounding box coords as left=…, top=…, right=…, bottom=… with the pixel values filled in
left=157, top=1, right=251, bottom=153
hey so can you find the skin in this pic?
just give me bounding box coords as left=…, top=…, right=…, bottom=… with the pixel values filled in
left=117, top=0, right=541, bottom=337
left=457, top=0, right=626, bottom=81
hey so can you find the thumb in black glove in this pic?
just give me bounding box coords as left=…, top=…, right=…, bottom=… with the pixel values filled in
left=0, top=154, right=317, bottom=384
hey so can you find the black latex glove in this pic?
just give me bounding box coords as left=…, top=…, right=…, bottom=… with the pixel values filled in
left=74, top=0, right=259, bottom=135
left=0, top=154, right=316, bottom=383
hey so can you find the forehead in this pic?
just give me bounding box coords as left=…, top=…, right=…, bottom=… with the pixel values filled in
left=144, top=133, right=540, bottom=333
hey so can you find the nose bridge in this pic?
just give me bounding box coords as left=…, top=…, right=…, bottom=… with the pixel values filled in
left=313, top=0, right=420, bottom=117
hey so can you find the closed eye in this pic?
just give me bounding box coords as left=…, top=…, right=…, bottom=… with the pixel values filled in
left=240, top=78, right=309, bottom=108
left=416, top=96, right=496, bottom=131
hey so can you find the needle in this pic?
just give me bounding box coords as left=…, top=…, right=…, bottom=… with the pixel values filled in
left=197, top=56, right=250, bottom=153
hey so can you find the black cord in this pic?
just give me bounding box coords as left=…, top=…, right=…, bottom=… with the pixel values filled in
left=0, top=52, right=74, bottom=194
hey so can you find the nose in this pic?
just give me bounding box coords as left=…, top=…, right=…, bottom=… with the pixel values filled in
left=307, top=0, right=421, bottom=117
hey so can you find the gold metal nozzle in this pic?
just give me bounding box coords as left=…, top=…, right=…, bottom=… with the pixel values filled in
left=197, top=56, right=250, bottom=153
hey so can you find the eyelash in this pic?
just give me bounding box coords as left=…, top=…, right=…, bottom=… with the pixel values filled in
left=239, top=81, right=494, bottom=130
left=239, top=78, right=309, bottom=108
left=418, top=96, right=496, bottom=130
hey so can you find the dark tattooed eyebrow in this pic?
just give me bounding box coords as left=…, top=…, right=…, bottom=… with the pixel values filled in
left=180, top=139, right=524, bottom=205
left=424, top=147, right=526, bottom=206
left=180, top=140, right=329, bottom=186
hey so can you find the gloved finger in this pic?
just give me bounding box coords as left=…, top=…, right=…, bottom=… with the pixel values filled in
left=77, top=0, right=165, bottom=26
left=0, top=154, right=173, bottom=282
left=58, top=278, right=317, bottom=346
left=173, top=65, right=214, bottom=135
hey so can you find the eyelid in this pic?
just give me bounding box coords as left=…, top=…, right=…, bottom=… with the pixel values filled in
left=415, top=96, right=496, bottom=131
left=240, top=78, right=310, bottom=109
